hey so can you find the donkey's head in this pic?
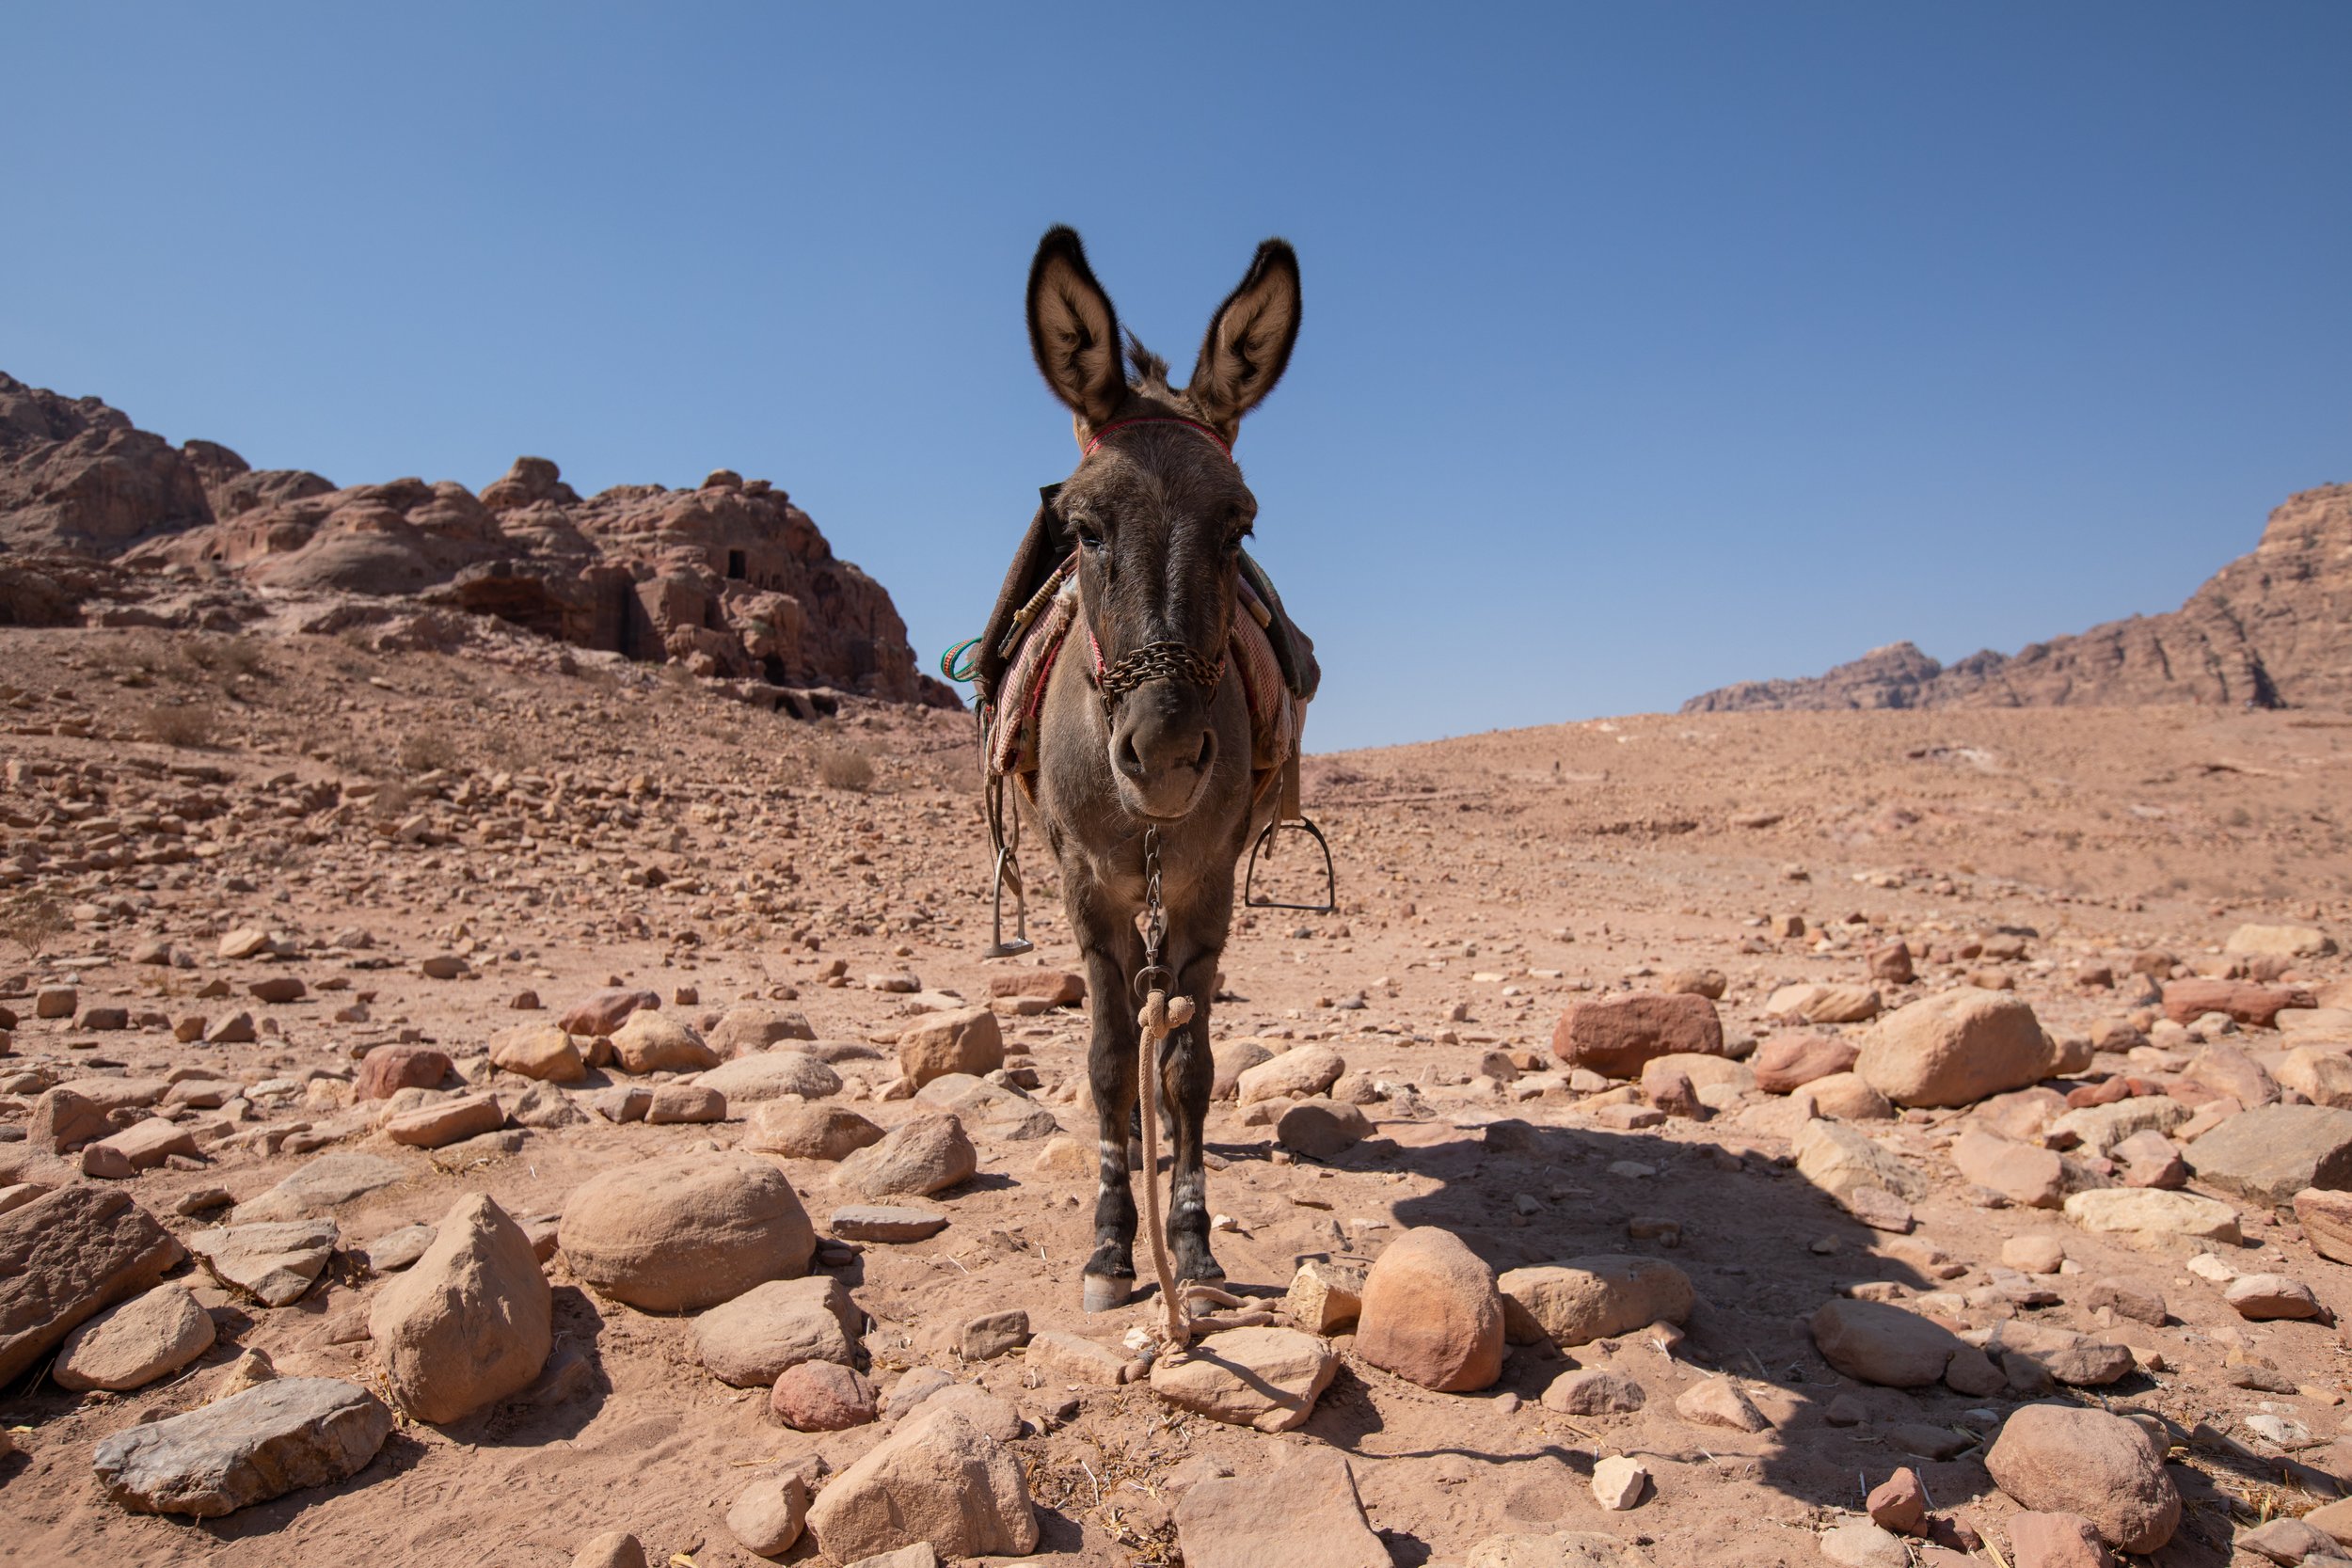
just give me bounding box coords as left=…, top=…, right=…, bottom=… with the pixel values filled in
left=1025, top=226, right=1302, bottom=821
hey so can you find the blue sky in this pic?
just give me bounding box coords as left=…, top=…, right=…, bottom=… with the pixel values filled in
left=7, top=4, right=2347, bottom=749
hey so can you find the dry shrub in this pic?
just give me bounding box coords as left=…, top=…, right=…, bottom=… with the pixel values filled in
left=138, top=702, right=216, bottom=749
left=1, top=894, right=70, bottom=960
left=397, top=732, right=459, bottom=775
left=818, top=745, right=875, bottom=793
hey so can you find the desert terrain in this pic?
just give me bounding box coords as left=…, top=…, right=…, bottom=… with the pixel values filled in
left=4, top=614, right=2352, bottom=1568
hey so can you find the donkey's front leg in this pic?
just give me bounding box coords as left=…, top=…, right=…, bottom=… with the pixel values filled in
left=1159, top=942, right=1225, bottom=1285
left=1075, top=903, right=1145, bottom=1313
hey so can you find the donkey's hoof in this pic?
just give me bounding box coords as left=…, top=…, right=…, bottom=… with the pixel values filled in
left=1081, top=1275, right=1134, bottom=1313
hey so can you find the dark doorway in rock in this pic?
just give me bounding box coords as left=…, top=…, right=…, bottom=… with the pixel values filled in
left=726, top=549, right=747, bottom=580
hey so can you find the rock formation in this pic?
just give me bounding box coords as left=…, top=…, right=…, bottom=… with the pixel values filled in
left=1685, top=484, right=2352, bottom=712
left=0, top=372, right=955, bottom=706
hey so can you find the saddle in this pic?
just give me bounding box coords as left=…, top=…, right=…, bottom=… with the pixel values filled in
left=973, top=484, right=1320, bottom=813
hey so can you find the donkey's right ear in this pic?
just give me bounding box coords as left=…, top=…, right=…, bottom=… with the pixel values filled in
left=1026, top=227, right=1125, bottom=426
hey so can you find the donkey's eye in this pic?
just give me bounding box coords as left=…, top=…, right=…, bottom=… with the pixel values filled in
left=1073, top=519, right=1104, bottom=550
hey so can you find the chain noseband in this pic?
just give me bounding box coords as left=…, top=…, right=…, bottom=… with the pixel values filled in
left=1090, top=632, right=1226, bottom=708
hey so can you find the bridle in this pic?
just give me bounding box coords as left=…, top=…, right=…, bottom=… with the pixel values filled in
left=1074, top=416, right=1236, bottom=713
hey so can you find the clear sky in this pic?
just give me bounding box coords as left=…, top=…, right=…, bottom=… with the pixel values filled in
left=7, top=5, right=2347, bottom=749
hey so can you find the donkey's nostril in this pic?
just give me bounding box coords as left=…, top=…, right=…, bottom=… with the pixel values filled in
left=1114, top=732, right=1147, bottom=781
left=1192, top=731, right=1216, bottom=771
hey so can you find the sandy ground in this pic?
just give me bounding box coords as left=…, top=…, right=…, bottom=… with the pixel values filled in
left=4, top=626, right=2351, bottom=1567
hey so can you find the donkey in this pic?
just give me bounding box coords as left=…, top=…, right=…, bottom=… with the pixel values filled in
left=1012, top=226, right=1302, bottom=1311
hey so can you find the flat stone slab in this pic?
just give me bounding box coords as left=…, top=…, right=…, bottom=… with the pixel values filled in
left=187, top=1219, right=339, bottom=1307
left=830, top=1205, right=949, bottom=1243
left=231, top=1153, right=410, bottom=1224
left=1150, top=1326, right=1337, bottom=1433
left=0, top=1186, right=186, bottom=1386
left=2184, top=1103, right=2352, bottom=1206
left=92, top=1376, right=392, bottom=1517
left=360, top=1223, right=437, bottom=1274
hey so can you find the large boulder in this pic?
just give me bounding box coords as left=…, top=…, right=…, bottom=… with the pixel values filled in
left=692, top=1275, right=862, bottom=1386
left=1809, top=1298, right=1968, bottom=1388
left=91, top=1377, right=393, bottom=1518
left=1236, top=1046, right=1347, bottom=1105
left=560, top=1151, right=814, bottom=1312
left=708, top=1003, right=817, bottom=1056
left=369, top=1194, right=551, bottom=1423
left=356, top=1044, right=452, bottom=1101
left=898, top=1007, right=1004, bottom=1086
left=1855, top=989, right=2061, bottom=1108
left=1354, top=1227, right=1504, bottom=1391
left=1985, top=1403, right=2180, bottom=1552
left=834, top=1114, right=977, bottom=1199
left=0, top=1186, right=185, bottom=1386
left=609, top=1010, right=720, bottom=1074
left=55, top=1283, right=215, bottom=1393
left=489, top=1023, right=585, bottom=1084
left=1551, top=992, right=1724, bottom=1078
left=1498, top=1256, right=1693, bottom=1347
left=2062, top=1187, right=2241, bottom=1244
left=2182, top=1102, right=2352, bottom=1205
left=803, top=1407, right=1037, bottom=1560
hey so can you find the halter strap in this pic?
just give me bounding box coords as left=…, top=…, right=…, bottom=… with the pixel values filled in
left=1083, top=416, right=1234, bottom=461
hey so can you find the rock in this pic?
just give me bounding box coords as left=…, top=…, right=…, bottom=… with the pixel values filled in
left=1802, top=1071, right=1896, bottom=1121
left=2279, top=1048, right=2352, bottom=1108
left=1766, top=983, right=1882, bottom=1024
left=369, top=1193, right=549, bottom=1422
left=2053, top=1094, right=2189, bottom=1154
left=1151, top=1325, right=1337, bottom=1432
left=803, top=1407, right=1037, bottom=1560
left=2185, top=1103, right=2352, bottom=1204
left=694, top=1275, right=861, bottom=1386
left=1174, top=1447, right=1390, bottom=1568
left=187, top=1219, right=337, bottom=1307
left=1819, top=1522, right=1909, bottom=1567
left=232, top=1152, right=408, bottom=1224
left=90, top=1377, right=392, bottom=1518
left=1212, top=1038, right=1276, bottom=1099
left=1284, top=1259, right=1364, bottom=1335
left=1499, top=1256, right=1694, bottom=1347
left=560, top=988, right=660, bottom=1037
left=961, top=1308, right=1030, bottom=1360
left=1985, top=1320, right=2132, bottom=1386
left=2185, top=1042, right=2280, bottom=1107
left=1674, top=1375, right=1768, bottom=1432
left=744, top=1101, right=883, bottom=1160
left=2005, top=1512, right=2113, bottom=1568
left=609, top=1010, right=719, bottom=1073
left=2062, top=1186, right=2240, bottom=1243
left=2224, top=1273, right=2323, bottom=1320
left=709, top=1003, right=817, bottom=1055
left=2084, top=1277, right=2167, bottom=1325
left=1795, top=1120, right=1925, bottom=1203
left=834, top=1113, right=976, bottom=1199
left=559, top=1150, right=815, bottom=1312
left=1953, top=1132, right=2065, bottom=1208
left=2164, top=978, right=2313, bottom=1027
left=989, top=969, right=1085, bottom=1006
left=1278, top=1098, right=1373, bottom=1156
left=1855, top=989, right=2061, bottom=1108
left=1026, top=1329, right=1128, bottom=1386
left=1464, top=1533, right=1653, bottom=1568
left=1237, top=1045, right=1347, bottom=1104
left=1544, top=1367, right=1647, bottom=1415
left=1356, top=1226, right=1505, bottom=1391
left=82, top=1117, right=199, bottom=1178
left=698, top=1051, right=841, bottom=1103
left=385, top=1091, right=507, bottom=1148
left=770, top=1359, right=878, bottom=1430
left=31, top=1086, right=111, bottom=1152
left=217, top=928, right=274, bottom=961
left=1808, top=1298, right=1965, bottom=1387
left=2240, top=1519, right=2347, bottom=1566
left=2003, top=1234, right=2066, bottom=1274
left=830, top=1204, right=949, bottom=1242
left=2295, top=1187, right=2352, bottom=1263
left=1590, top=1454, right=1648, bottom=1510
left=1640, top=1061, right=1703, bottom=1117
left=897, top=1007, right=1004, bottom=1085
left=54, top=1283, right=215, bottom=1392
left=1867, top=1467, right=1926, bottom=1533
left=355, top=1043, right=452, bottom=1101
left=363, top=1224, right=437, bottom=1273
left=908, top=1383, right=1022, bottom=1441
left=489, top=1023, right=585, bottom=1083
left=570, top=1530, right=650, bottom=1568
left=644, top=1084, right=726, bottom=1124
left=727, top=1473, right=810, bottom=1560
left=1552, top=992, right=1724, bottom=1078
left=1985, top=1402, right=2181, bottom=1552
left=2229, top=924, right=2339, bottom=959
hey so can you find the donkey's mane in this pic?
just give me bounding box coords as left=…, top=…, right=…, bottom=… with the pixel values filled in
left=1123, top=332, right=1172, bottom=393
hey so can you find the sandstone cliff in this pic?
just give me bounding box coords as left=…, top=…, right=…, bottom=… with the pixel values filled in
left=0, top=372, right=955, bottom=707
left=1684, top=484, right=2352, bottom=713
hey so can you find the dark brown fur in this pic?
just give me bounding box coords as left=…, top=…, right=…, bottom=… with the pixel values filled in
left=1019, top=227, right=1302, bottom=1304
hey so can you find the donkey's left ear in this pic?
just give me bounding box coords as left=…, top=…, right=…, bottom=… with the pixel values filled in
left=1188, top=239, right=1301, bottom=436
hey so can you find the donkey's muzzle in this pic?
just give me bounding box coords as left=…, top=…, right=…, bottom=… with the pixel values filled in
left=1112, top=705, right=1216, bottom=818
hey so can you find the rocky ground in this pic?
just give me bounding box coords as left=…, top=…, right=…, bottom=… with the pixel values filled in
left=6, top=625, right=2352, bottom=1568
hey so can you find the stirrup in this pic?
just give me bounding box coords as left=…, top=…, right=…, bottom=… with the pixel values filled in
left=1244, top=815, right=1337, bottom=913
left=983, top=844, right=1034, bottom=958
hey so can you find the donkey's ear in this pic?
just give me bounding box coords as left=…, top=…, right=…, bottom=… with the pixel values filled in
left=1188, top=239, right=1301, bottom=436
left=1026, top=227, right=1125, bottom=426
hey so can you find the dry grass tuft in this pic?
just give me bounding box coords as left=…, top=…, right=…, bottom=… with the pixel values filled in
left=137, top=702, right=217, bottom=748
left=1, top=894, right=70, bottom=960
left=817, top=745, right=875, bottom=792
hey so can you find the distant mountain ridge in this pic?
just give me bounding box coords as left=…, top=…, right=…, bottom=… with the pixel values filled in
left=1682, top=484, right=2352, bottom=713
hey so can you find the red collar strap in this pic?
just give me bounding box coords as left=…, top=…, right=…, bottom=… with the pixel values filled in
left=1083, top=416, right=1234, bottom=461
